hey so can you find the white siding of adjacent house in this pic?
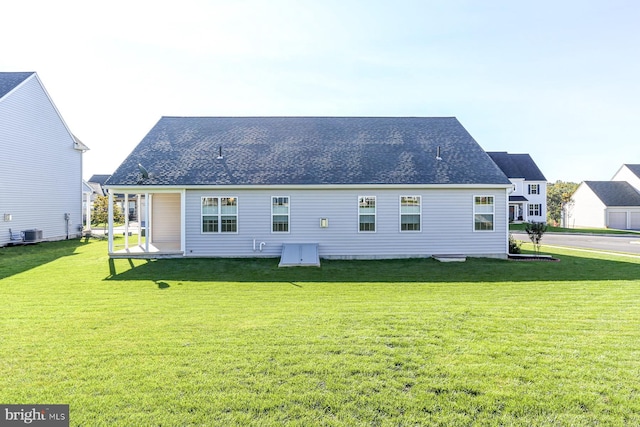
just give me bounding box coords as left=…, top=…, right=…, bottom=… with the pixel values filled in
left=524, top=180, right=547, bottom=223
left=0, top=75, right=83, bottom=246
left=567, top=183, right=606, bottom=228
left=612, top=166, right=640, bottom=191
left=182, top=187, right=508, bottom=259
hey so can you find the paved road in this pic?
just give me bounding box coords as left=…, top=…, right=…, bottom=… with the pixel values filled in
left=512, top=232, right=640, bottom=255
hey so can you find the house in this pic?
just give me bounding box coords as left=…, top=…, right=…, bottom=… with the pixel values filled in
left=487, top=152, right=547, bottom=223
left=87, top=174, right=143, bottom=222
left=104, top=116, right=513, bottom=260
left=567, top=164, right=640, bottom=230
left=0, top=72, right=87, bottom=246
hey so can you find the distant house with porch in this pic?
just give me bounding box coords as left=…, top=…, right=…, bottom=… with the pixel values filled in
left=0, top=72, right=88, bottom=246
left=487, top=152, right=547, bottom=223
left=104, top=116, right=513, bottom=260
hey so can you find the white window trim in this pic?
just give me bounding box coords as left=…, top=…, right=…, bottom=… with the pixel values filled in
left=201, top=196, right=239, bottom=234
left=473, top=195, right=495, bottom=232
left=399, top=195, right=422, bottom=232
left=271, top=196, right=290, bottom=234
left=528, top=184, right=540, bottom=195
left=358, top=196, right=376, bottom=233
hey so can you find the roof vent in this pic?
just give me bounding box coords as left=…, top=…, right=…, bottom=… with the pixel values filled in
left=217, top=146, right=223, bottom=160
left=436, top=146, right=442, bottom=161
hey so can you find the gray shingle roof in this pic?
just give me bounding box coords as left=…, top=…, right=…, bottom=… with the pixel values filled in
left=487, top=152, right=547, bottom=181
left=0, top=72, right=34, bottom=99
left=584, top=181, right=640, bottom=206
left=106, top=117, right=511, bottom=187
left=89, top=174, right=111, bottom=185
left=623, top=164, right=640, bottom=179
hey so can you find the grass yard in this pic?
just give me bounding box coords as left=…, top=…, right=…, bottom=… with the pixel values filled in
left=1, top=238, right=639, bottom=426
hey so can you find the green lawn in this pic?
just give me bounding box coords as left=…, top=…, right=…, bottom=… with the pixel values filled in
left=1, top=238, right=639, bottom=426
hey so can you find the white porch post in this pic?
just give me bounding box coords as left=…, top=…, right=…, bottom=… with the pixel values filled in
left=137, top=194, right=142, bottom=245
left=108, top=190, right=114, bottom=253
left=124, top=194, right=129, bottom=249
left=181, top=189, right=186, bottom=254
left=145, top=192, right=151, bottom=252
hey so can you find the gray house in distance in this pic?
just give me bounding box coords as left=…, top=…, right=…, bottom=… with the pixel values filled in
left=0, top=72, right=87, bottom=246
left=104, top=117, right=512, bottom=260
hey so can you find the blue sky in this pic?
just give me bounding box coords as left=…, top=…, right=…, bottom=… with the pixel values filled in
left=2, top=0, right=638, bottom=182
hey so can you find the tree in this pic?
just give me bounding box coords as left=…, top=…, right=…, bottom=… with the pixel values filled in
left=525, top=221, right=547, bottom=255
left=547, top=180, right=578, bottom=225
left=91, top=195, right=124, bottom=231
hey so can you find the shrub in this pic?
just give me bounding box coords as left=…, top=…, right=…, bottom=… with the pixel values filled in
left=509, top=234, right=522, bottom=254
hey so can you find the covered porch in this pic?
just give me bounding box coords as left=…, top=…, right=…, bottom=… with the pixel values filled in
left=509, top=195, right=528, bottom=223
left=106, top=188, right=185, bottom=258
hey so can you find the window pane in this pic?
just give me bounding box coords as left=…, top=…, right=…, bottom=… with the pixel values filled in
left=474, top=214, right=494, bottom=231
left=202, top=216, right=218, bottom=232
left=401, top=204, right=421, bottom=214
left=401, top=214, right=421, bottom=231
left=475, top=196, right=494, bottom=205
left=221, top=197, right=237, bottom=214
left=359, top=215, right=375, bottom=232
left=273, top=215, right=289, bottom=232
left=221, top=216, right=237, bottom=232
left=202, top=197, right=218, bottom=214
left=359, top=197, right=375, bottom=213
left=475, top=205, right=493, bottom=214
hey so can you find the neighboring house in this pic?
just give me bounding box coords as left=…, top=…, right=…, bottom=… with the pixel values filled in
left=88, top=174, right=143, bottom=222
left=611, top=164, right=640, bottom=190
left=104, top=117, right=513, bottom=260
left=567, top=164, right=640, bottom=230
left=0, top=72, right=88, bottom=246
left=87, top=174, right=109, bottom=198
left=487, top=152, right=547, bottom=223
left=86, top=174, right=144, bottom=225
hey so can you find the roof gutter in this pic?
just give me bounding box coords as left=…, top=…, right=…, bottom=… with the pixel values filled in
left=104, top=183, right=513, bottom=192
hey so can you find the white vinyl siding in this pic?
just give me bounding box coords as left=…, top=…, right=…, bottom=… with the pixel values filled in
left=358, top=196, right=376, bottom=232
left=474, top=196, right=494, bottom=231
left=184, top=188, right=508, bottom=258
left=0, top=74, right=83, bottom=246
left=400, top=196, right=421, bottom=232
left=567, top=183, right=607, bottom=228
left=272, top=196, right=290, bottom=233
